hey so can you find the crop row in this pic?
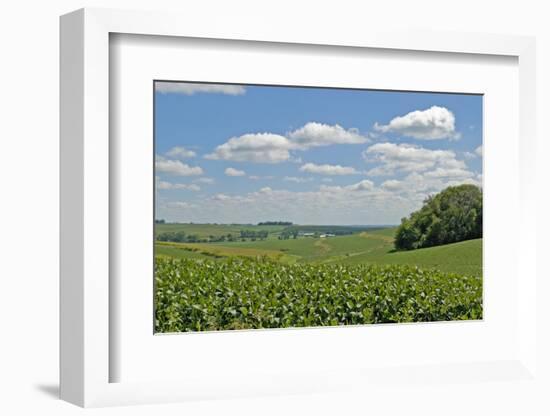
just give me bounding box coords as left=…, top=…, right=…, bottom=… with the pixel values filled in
left=155, top=257, right=482, bottom=332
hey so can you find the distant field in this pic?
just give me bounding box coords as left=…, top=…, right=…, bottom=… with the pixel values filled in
left=155, top=224, right=482, bottom=277
left=155, top=222, right=383, bottom=240
left=155, top=241, right=299, bottom=263
left=155, top=223, right=287, bottom=239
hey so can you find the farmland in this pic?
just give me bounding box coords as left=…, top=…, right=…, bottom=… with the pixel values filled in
left=154, top=222, right=482, bottom=332
left=155, top=223, right=482, bottom=277
left=155, top=257, right=482, bottom=332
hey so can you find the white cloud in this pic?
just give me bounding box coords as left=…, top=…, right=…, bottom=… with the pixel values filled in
left=385, top=170, right=480, bottom=198
left=155, top=82, right=246, bottom=95
left=212, top=193, right=232, bottom=201
left=194, top=177, right=215, bottom=184
left=347, top=179, right=375, bottom=191
left=284, top=176, right=313, bottom=183
left=205, top=133, right=292, bottom=163
left=157, top=168, right=481, bottom=226
left=464, top=145, right=483, bottom=159
left=225, top=167, right=246, bottom=177
left=170, top=180, right=407, bottom=225
left=374, top=106, right=460, bottom=140
left=423, top=167, right=474, bottom=180
left=157, top=179, right=201, bottom=191
left=363, top=142, right=466, bottom=176
left=166, top=146, right=196, bottom=159
left=380, top=179, right=403, bottom=191
left=475, top=173, right=483, bottom=187
left=321, top=178, right=333, bottom=183
left=300, top=163, right=359, bottom=176
left=288, top=122, right=369, bottom=148
left=205, top=122, right=369, bottom=164
left=249, top=175, right=274, bottom=180
left=321, top=179, right=374, bottom=192
left=475, top=145, right=483, bottom=157
left=155, top=156, right=204, bottom=176
left=165, top=201, right=196, bottom=209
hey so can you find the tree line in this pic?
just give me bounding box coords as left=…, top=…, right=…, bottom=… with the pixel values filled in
left=156, top=229, right=270, bottom=244
left=394, top=184, right=482, bottom=250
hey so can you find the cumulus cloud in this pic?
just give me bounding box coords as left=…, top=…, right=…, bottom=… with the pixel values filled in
left=205, top=133, right=292, bottom=163
left=380, top=179, right=402, bottom=191
left=155, top=82, right=246, bottom=95
left=155, top=156, right=204, bottom=176
left=205, top=122, right=368, bottom=164
left=321, top=179, right=374, bottom=192
left=363, top=142, right=466, bottom=176
left=165, top=201, right=196, bottom=209
left=170, top=180, right=409, bottom=226
left=166, top=146, right=196, bottom=159
left=211, top=193, right=233, bottom=201
left=284, top=176, right=313, bottom=183
left=157, top=180, right=201, bottom=191
left=422, top=167, right=474, bottom=179
left=475, top=145, right=483, bottom=157
left=388, top=169, right=480, bottom=196
left=374, top=106, right=460, bottom=140
left=157, top=167, right=481, bottom=225
left=288, top=122, right=369, bottom=148
left=194, top=177, right=215, bottom=184
left=299, top=163, right=359, bottom=176
left=347, top=179, right=375, bottom=191
left=225, top=167, right=246, bottom=177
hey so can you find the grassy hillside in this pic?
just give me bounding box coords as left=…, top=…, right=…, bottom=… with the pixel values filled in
left=155, top=241, right=299, bottom=263
left=155, top=225, right=482, bottom=277
left=338, top=238, right=482, bottom=277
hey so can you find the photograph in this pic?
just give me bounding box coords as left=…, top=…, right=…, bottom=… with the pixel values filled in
left=153, top=81, right=483, bottom=333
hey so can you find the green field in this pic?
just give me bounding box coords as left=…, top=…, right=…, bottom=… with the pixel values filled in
left=155, top=257, right=482, bottom=332
left=155, top=224, right=482, bottom=277
left=156, top=241, right=300, bottom=263
left=154, top=223, right=482, bottom=332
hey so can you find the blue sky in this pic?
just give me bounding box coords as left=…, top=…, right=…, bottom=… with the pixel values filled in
left=155, top=82, right=482, bottom=225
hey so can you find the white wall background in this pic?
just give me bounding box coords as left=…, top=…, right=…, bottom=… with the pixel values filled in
left=0, top=1, right=548, bottom=415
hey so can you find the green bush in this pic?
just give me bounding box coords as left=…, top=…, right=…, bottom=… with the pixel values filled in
left=395, top=184, right=482, bottom=250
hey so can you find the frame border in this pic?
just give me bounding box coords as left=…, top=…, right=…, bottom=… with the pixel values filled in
left=60, top=7, right=537, bottom=407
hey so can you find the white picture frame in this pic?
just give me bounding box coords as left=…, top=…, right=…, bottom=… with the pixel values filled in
left=60, top=7, right=539, bottom=408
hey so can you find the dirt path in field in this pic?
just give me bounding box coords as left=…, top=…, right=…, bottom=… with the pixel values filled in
left=314, top=239, right=331, bottom=254
left=359, top=231, right=394, bottom=243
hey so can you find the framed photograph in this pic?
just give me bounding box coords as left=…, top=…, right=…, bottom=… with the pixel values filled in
left=152, top=81, right=484, bottom=334
left=60, top=8, right=539, bottom=409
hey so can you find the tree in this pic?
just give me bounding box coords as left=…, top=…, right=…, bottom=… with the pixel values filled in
left=394, top=219, right=420, bottom=250
left=394, top=184, right=482, bottom=250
